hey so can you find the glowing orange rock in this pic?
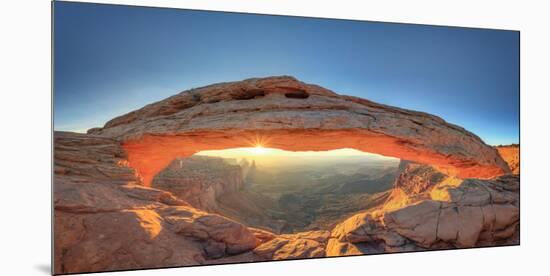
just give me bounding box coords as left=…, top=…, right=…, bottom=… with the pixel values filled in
left=497, top=145, right=520, bottom=174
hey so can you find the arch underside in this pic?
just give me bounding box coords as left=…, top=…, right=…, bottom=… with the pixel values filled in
left=122, top=129, right=508, bottom=186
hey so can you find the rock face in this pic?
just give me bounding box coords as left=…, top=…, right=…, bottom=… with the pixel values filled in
left=253, top=230, right=329, bottom=260
left=497, top=145, right=520, bottom=174
left=87, top=76, right=509, bottom=186
left=383, top=160, right=447, bottom=211
left=54, top=132, right=260, bottom=274
left=327, top=162, right=519, bottom=256
left=153, top=156, right=244, bottom=212
left=153, top=156, right=286, bottom=232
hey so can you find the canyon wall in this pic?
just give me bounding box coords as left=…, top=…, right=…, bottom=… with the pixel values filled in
left=153, top=156, right=244, bottom=212
left=153, top=156, right=286, bottom=232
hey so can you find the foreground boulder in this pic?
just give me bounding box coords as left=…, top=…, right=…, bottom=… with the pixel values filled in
left=253, top=230, right=329, bottom=260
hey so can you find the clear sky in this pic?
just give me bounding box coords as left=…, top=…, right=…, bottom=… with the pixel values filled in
left=54, top=1, right=519, bottom=145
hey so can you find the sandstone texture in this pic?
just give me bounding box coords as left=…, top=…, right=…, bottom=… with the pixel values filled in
left=54, top=132, right=260, bottom=274
left=497, top=144, right=520, bottom=174
left=327, top=162, right=519, bottom=256
left=253, top=230, right=329, bottom=260
left=87, top=76, right=509, bottom=186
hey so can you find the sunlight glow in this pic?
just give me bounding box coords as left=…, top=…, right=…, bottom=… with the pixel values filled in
left=249, top=146, right=269, bottom=155
left=196, top=147, right=398, bottom=159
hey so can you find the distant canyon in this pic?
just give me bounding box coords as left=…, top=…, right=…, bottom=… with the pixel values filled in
left=153, top=152, right=400, bottom=234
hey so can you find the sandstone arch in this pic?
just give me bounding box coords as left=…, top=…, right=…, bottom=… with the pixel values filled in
left=88, top=76, right=510, bottom=186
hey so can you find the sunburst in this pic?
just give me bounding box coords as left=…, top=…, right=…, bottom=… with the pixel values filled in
left=244, top=133, right=272, bottom=149
left=249, top=145, right=268, bottom=155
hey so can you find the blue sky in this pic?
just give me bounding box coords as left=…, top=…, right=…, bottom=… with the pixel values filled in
left=54, top=1, right=519, bottom=145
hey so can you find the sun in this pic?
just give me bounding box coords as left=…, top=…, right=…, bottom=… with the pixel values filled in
left=249, top=145, right=268, bottom=155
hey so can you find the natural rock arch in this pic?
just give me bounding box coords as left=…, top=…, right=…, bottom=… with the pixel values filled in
left=88, top=76, right=510, bottom=186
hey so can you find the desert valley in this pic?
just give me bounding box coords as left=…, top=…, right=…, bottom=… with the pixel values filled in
left=54, top=76, right=519, bottom=274
left=153, top=151, right=400, bottom=233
